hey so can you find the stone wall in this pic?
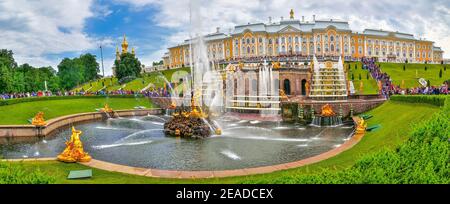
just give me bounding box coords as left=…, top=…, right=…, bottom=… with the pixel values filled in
left=282, top=99, right=386, bottom=121
left=0, top=109, right=162, bottom=138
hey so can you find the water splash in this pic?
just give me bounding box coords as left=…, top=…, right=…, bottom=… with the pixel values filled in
left=220, top=150, right=241, bottom=160
left=118, top=129, right=164, bottom=143
left=92, top=140, right=153, bottom=150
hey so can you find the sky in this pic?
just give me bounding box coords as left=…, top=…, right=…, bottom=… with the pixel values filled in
left=0, top=0, right=449, bottom=76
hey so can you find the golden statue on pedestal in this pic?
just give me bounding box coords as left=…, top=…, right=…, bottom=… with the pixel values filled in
left=100, top=104, right=113, bottom=113
left=31, top=112, right=47, bottom=126
left=57, top=126, right=92, bottom=163
left=355, top=117, right=367, bottom=135
left=320, top=104, right=336, bottom=117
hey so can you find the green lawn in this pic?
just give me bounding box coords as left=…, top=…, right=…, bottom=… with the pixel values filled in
left=0, top=97, right=154, bottom=125
left=6, top=100, right=439, bottom=183
left=74, top=77, right=119, bottom=92
left=379, top=63, right=449, bottom=88
left=345, top=62, right=379, bottom=95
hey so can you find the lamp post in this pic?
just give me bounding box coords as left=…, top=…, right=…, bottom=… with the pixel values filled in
left=100, top=45, right=105, bottom=78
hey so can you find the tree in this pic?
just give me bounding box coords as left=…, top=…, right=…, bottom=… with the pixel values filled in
left=0, top=49, right=17, bottom=69
left=355, top=64, right=357, bottom=70
left=359, top=73, right=362, bottom=80
left=79, top=54, right=99, bottom=82
left=366, top=72, right=369, bottom=80
left=424, top=66, right=427, bottom=71
left=114, top=53, right=142, bottom=83
left=403, top=65, right=406, bottom=71
left=0, top=64, right=13, bottom=92
left=444, top=66, right=447, bottom=71
left=57, top=58, right=84, bottom=90
left=439, top=69, right=443, bottom=78
left=351, top=73, right=354, bottom=80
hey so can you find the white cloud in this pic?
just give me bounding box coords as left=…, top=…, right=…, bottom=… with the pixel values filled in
left=0, top=0, right=100, bottom=68
left=119, top=0, right=450, bottom=60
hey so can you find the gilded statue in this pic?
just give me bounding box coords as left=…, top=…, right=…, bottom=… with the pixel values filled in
left=57, top=126, right=92, bottom=163
left=320, top=104, right=336, bottom=117
left=31, top=112, right=47, bottom=126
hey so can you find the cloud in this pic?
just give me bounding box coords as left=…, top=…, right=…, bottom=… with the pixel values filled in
left=118, top=0, right=450, bottom=59
left=0, top=0, right=99, bottom=68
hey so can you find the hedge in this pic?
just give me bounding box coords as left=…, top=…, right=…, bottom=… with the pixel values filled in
left=244, top=96, right=450, bottom=184
left=390, top=95, right=447, bottom=106
left=0, top=95, right=145, bottom=107
left=0, top=162, right=55, bottom=184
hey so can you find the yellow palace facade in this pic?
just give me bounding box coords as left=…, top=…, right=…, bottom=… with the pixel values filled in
left=164, top=10, right=444, bottom=68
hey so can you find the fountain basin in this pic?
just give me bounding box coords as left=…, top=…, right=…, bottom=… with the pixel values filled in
left=0, top=114, right=354, bottom=171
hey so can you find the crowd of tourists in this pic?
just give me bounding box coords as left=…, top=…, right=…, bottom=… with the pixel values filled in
left=361, top=57, right=449, bottom=97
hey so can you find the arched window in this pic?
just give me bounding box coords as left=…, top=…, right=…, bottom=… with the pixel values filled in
left=283, top=79, right=291, bottom=95
left=269, top=39, right=272, bottom=44
left=331, top=44, right=334, bottom=52
left=330, top=35, right=334, bottom=42
left=301, top=79, right=307, bottom=95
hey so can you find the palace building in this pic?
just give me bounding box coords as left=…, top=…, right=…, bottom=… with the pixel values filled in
left=163, top=9, right=444, bottom=69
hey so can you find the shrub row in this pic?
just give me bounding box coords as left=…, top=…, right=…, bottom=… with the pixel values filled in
left=245, top=96, right=450, bottom=184
left=0, top=162, right=55, bottom=184
left=0, top=95, right=145, bottom=107
left=390, top=95, right=447, bottom=106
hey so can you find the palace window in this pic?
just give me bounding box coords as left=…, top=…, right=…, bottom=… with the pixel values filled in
left=358, top=39, right=362, bottom=44
left=310, top=44, right=314, bottom=54
left=368, top=40, right=372, bottom=44
left=235, top=39, right=239, bottom=45
left=317, top=46, right=321, bottom=52
left=359, top=46, right=362, bottom=54
left=282, top=46, right=286, bottom=53
left=295, top=37, right=299, bottom=43
left=344, top=44, right=348, bottom=53
left=252, top=46, right=255, bottom=54
left=376, top=48, right=379, bottom=55
left=351, top=46, right=355, bottom=54
left=252, top=38, right=255, bottom=43
left=325, top=35, right=328, bottom=41
left=325, top=43, right=329, bottom=52
left=288, top=37, right=292, bottom=43
left=282, top=37, right=286, bottom=44
left=368, top=49, right=372, bottom=55
left=296, top=45, right=300, bottom=52
left=259, top=38, right=262, bottom=43
left=247, top=47, right=250, bottom=54
left=269, top=39, right=272, bottom=44
left=375, top=40, right=379, bottom=44
left=276, top=39, right=279, bottom=44
left=317, top=35, right=321, bottom=41
left=331, top=44, right=334, bottom=52
left=330, top=35, right=334, bottom=42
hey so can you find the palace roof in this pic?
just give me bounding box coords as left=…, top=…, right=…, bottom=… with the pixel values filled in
left=232, top=19, right=351, bottom=34
left=363, top=29, right=416, bottom=40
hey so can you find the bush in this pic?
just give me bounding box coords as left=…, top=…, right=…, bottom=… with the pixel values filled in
left=0, top=95, right=145, bottom=107
left=0, top=162, right=55, bottom=184
left=390, top=95, right=447, bottom=106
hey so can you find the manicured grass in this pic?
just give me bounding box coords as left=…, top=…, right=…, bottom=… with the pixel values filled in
left=379, top=63, right=449, bottom=88
left=72, top=67, right=191, bottom=92
left=0, top=97, right=154, bottom=125
left=7, top=100, right=439, bottom=183
left=345, top=62, right=379, bottom=95
left=74, top=77, right=119, bottom=92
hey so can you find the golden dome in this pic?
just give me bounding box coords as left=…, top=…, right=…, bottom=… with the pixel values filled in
left=121, top=34, right=128, bottom=54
